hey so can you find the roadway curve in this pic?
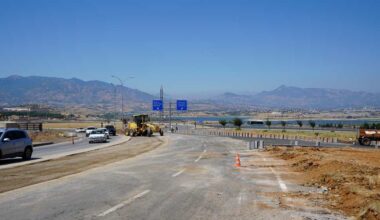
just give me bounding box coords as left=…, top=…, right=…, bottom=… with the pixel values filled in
left=0, top=134, right=346, bottom=220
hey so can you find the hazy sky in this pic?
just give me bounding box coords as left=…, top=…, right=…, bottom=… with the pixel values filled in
left=0, top=0, right=379, bottom=96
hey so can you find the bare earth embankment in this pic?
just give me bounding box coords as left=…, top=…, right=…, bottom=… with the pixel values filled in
left=0, top=137, right=164, bottom=194
left=265, top=146, right=380, bottom=219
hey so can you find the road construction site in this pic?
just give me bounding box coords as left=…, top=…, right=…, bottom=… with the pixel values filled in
left=0, top=130, right=379, bottom=219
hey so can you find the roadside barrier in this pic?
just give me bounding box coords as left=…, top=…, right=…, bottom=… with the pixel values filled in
left=178, top=128, right=342, bottom=145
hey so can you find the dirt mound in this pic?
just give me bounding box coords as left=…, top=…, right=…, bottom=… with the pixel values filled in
left=266, top=146, right=380, bottom=219
left=358, top=201, right=380, bottom=220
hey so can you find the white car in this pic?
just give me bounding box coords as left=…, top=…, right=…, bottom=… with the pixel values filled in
left=88, top=129, right=107, bottom=143
left=75, top=128, right=86, bottom=133
left=85, top=127, right=97, bottom=137
left=98, top=128, right=110, bottom=139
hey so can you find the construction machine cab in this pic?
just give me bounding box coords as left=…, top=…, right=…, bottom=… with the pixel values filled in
left=133, top=114, right=150, bottom=127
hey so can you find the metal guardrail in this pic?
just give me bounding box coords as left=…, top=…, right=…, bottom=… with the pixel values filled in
left=177, top=128, right=339, bottom=144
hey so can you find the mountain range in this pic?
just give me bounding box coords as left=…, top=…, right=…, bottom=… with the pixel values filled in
left=210, top=85, right=380, bottom=109
left=0, top=75, right=155, bottom=112
left=0, top=75, right=379, bottom=111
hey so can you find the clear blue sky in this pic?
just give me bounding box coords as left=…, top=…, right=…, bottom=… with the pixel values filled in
left=0, top=0, right=379, bottom=97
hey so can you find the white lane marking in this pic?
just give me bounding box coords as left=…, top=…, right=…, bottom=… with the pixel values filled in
left=172, top=169, right=186, bottom=177
left=97, top=190, right=150, bottom=217
left=269, top=167, right=288, bottom=192
left=195, top=149, right=207, bottom=162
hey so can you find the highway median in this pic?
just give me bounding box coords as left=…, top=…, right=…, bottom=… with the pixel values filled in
left=0, top=136, right=166, bottom=194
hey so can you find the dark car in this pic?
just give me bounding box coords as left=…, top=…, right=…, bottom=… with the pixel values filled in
left=105, top=125, right=116, bottom=136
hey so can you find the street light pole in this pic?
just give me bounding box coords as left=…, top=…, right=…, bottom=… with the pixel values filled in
left=111, top=75, right=125, bottom=118
left=111, top=75, right=134, bottom=118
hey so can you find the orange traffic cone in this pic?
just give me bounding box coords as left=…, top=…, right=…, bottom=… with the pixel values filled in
left=235, top=153, right=241, bottom=167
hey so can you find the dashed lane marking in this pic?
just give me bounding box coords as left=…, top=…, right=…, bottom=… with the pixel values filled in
left=97, top=190, right=151, bottom=217
left=195, top=149, right=207, bottom=163
left=269, top=167, right=288, bottom=192
left=172, top=169, right=186, bottom=177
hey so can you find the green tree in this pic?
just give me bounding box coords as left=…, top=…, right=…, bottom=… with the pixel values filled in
left=309, top=120, right=316, bottom=131
left=281, top=121, right=287, bottom=132
left=265, top=119, right=272, bottom=130
left=337, top=123, right=343, bottom=129
left=361, top=122, right=370, bottom=129
left=296, top=120, right=303, bottom=130
left=233, top=118, right=243, bottom=130
left=376, top=123, right=380, bottom=129
left=219, top=119, right=227, bottom=129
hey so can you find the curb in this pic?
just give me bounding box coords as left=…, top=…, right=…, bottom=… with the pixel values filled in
left=33, top=142, right=54, bottom=147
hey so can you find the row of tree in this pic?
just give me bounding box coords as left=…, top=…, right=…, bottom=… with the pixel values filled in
left=218, top=119, right=320, bottom=131
left=218, top=118, right=243, bottom=129
left=360, top=123, right=380, bottom=129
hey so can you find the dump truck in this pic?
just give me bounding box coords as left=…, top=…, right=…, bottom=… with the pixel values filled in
left=126, top=114, right=164, bottom=137
left=357, top=129, right=380, bottom=146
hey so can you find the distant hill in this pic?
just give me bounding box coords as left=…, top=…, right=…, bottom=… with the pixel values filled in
left=1, top=75, right=379, bottom=111
left=210, top=86, right=380, bottom=109
left=0, top=75, right=155, bottom=111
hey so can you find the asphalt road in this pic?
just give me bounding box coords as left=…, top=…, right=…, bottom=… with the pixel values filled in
left=0, top=134, right=127, bottom=168
left=0, top=134, right=346, bottom=220
left=33, top=134, right=124, bottom=157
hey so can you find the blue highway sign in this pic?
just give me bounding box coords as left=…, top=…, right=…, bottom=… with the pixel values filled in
left=176, top=100, right=188, bottom=111
left=152, top=100, right=163, bottom=111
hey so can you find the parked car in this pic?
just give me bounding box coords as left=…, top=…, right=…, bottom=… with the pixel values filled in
left=105, top=125, right=116, bottom=136
left=0, top=128, right=33, bottom=160
left=85, top=127, right=97, bottom=137
left=88, top=129, right=107, bottom=143
left=75, top=128, right=86, bottom=133
left=98, top=128, right=110, bottom=139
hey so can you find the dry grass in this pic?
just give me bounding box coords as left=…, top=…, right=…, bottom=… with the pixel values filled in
left=28, top=130, right=71, bottom=143
left=44, top=121, right=124, bottom=130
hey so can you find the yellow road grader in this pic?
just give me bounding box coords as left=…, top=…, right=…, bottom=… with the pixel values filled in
left=126, top=114, right=164, bottom=137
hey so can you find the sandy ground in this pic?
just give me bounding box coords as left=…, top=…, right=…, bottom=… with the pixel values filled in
left=263, top=146, right=380, bottom=219
left=44, top=121, right=124, bottom=130
left=28, top=130, right=77, bottom=143
left=0, top=137, right=164, bottom=194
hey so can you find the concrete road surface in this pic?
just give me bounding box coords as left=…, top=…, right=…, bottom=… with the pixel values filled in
left=0, top=134, right=347, bottom=220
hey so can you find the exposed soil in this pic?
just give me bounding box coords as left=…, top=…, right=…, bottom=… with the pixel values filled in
left=265, top=146, right=380, bottom=219
left=0, top=137, right=164, bottom=194
left=28, top=130, right=73, bottom=143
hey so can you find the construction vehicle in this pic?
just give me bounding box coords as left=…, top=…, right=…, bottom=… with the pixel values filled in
left=357, top=129, right=380, bottom=146
left=126, top=114, right=164, bottom=137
